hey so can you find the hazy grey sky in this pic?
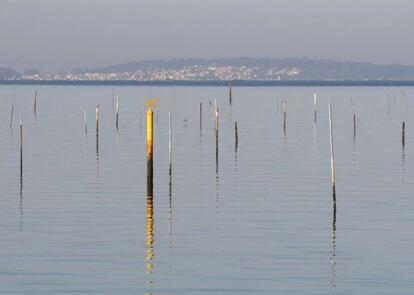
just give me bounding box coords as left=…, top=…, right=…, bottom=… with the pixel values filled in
left=0, top=0, right=413, bottom=72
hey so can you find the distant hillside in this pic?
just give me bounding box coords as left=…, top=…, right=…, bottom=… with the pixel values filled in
left=72, top=57, right=414, bottom=80
left=0, top=67, right=20, bottom=79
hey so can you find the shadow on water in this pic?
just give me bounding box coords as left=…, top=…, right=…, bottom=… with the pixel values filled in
left=19, top=156, right=23, bottom=232
left=330, top=188, right=337, bottom=294
left=19, top=122, right=24, bottom=231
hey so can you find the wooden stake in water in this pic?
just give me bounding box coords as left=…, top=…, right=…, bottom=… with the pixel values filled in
left=10, top=104, right=14, bottom=128
left=214, top=102, right=219, bottom=133
left=402, top=121, right=406, bottom=147
left=283, top=100, right=287, bottom=135
left=116, top=94, right=119, bottom=129
left=215, top=107, right=219, bottom=178
left=34, top=90, right=37, bottom=116
left=96, top=104, right=99, bottom=133
left=235, top=121, right=238, bottom=152
left=328, top=104, right=336, bottom=192
left=200, top=102, right=202, bottom=131
left=83, top=109, right=87, bottom=134
left=229, top=81, right=232, bottom=105
left=20, top=116, right=23, bottom=178
left=169, top=112, right=172, bottom=176
left=147, top=109, right=154, bottom=191
left=95, top=104, right=99, bottom=154
left=353, top=114, right=356, bottom=140
left=313, top=93, right=317, bottom=125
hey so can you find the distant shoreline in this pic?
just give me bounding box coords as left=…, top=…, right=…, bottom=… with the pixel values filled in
left=2, top=80, right=414, bottom=87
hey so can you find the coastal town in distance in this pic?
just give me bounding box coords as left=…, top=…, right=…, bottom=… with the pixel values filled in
left=3, top=57, right=414, bottom=82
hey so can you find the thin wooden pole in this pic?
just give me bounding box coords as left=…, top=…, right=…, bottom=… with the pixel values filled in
left=214, top=99, right=218, bottom=132
left=83, top=109, right=87, bottom=134
left=10, top=103, right=14, bottom=128
left=169, top=112, right=172, bottom=176
left=313, top=93, right=317, bottom=125
left=200, top=102, right=202, bottom=131
left=96, top=104, right=99, bottom=133
left=402, top=121, right=406, bottom=147
left=20, top=116, right=23, bottom=178
left=235, top=121, right=238, bottom=152
left=34, top=90, right=37, bottom=116
left=283, top=101, right=287, bottom=135
left=96, top=104, right=99, bottom=155
left=329, top=104, right=336, bottom=192
left=215, top=106, right=219, bottom=179
left=229, top=81, right=232, bottom=105
left=116, top=94, right=119, bottom=129
left=353, top=114, right=356, bottom=140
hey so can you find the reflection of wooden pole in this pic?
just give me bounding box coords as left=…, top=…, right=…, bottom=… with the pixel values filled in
left=229, top=81, right=232, bottom=105
left=169, top=112, right=172, bottom=176
left=147, top=109, right=154, bottom=194
left=402, top=121, right=406, bottom=147
left=329, top=104, right=336, bottom=191
left=116, top=94, right=119, bottom=129
left=330, top=193, right=337, bottom=292
left=20, top=116, right=23, bottom=178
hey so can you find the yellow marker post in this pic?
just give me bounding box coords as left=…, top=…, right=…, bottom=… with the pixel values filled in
left=144, top=98, right=159, bottom=193
left=147, top=108, right=154, bottom=192
left=144, top=98, right=159, bottom=290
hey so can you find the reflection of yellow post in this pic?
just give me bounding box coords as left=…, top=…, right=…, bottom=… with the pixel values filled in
left=146, top=196, right=154, bottom=273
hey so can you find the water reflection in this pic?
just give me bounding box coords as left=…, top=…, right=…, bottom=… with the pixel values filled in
left=146, top=164, right=154, bottom=293
left=168, top=173, right=173, bottom=248
left=401, top=146, right=406, bottom=207
left=330, top=191, right=337, bottom=294
left=95, top=131, right=100, bottom=208
left=19, top=160, right=24, bottom=232
left=116, top=126, right=119, bottom=145
left=146, top=196, right=154, bottom=275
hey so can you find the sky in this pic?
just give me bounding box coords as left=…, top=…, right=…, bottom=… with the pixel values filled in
left=0, top=0, right=413, bottom=72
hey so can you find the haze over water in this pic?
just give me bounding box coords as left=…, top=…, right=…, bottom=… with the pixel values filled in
left=0, top=85, right=413, bottom=294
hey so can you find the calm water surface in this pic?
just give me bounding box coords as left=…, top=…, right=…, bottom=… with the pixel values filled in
left=0, top=86, right=413, bottom=294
